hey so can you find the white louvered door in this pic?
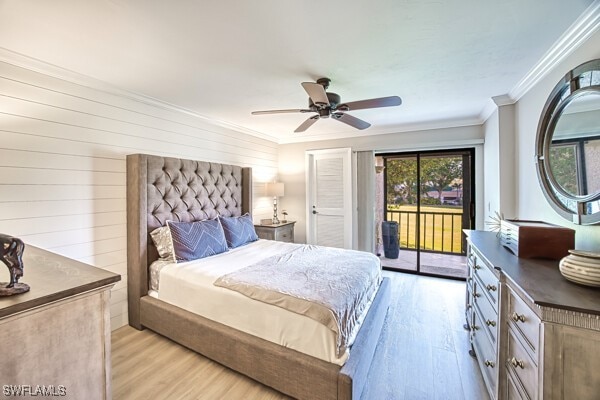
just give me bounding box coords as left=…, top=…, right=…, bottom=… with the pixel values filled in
left=306, top=148, right=352, bottom=249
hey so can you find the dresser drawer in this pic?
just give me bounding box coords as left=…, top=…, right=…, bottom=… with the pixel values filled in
left=274, top=225, right=293, bottom=242
left=508, top=289, right=541, bottom=360
left=469, top=249, right=499, bottom=309
left=473, top=282, right=499, bottom=345
left=507, top=327, right=538, bottom=400
left=506, top=365, right=527, bottom=400
left=465, top=275, right=476, bottom=325
left=472, top=308, right=498, bottom=397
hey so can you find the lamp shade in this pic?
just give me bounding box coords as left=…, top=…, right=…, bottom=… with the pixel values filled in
left=265, top=182, right=284, bottom=197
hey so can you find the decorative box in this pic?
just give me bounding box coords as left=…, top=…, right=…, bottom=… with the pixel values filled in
left=500, top=219, right=575, bottom=260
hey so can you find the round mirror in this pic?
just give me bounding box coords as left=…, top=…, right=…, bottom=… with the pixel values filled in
left=536, top=59, right=600, bottom=224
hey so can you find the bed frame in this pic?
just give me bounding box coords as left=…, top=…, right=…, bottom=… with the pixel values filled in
left=126, top=153, right=391, bottom=400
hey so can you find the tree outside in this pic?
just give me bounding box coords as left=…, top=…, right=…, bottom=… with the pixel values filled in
left=549, top=144, right=579, bottom=195
left=385, top=155, right=465, bottom=253
left=421, top=156, right=463, bottom=205
left=386, top=158, right=417, bottom=205
left=386, top=156, right=463, bottom=206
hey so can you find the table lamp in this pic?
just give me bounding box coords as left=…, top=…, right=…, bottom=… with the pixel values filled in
left=265, top=182, right=284, bottom=224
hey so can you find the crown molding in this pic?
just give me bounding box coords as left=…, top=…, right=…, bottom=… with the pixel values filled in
left=507, top=0, right=600, bottom=102
left=492, top=95, right=514, bottom=106
left=0, top=47, right=280, bottom=144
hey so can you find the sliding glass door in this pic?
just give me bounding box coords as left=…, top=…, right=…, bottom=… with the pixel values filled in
left=378, top=149, right=474, bottom=279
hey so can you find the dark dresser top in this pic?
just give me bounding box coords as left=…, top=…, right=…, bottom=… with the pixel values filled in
left=465, top=230, right=600, bottom=315
left=0, top=245, right=121, bottom=318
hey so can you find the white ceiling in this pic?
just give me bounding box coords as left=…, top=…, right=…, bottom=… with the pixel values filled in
left=0, top=0, right=596, bottom=143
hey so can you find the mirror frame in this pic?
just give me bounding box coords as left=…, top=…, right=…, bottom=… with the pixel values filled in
left=535, top=58, right=600, bottom=225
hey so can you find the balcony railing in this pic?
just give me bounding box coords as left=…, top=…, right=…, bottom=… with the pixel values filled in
left=386, top=209, right=464, bottom=254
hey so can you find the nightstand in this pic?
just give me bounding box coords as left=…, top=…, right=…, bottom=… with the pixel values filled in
left=254, top=221, right=295, bottom=243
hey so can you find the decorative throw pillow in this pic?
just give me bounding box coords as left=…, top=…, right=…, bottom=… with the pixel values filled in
left=149, top=226, right=174, bottom=261
left=167, top=219, right=228, bottom=262
left=220, top=213, right=259, bottom=248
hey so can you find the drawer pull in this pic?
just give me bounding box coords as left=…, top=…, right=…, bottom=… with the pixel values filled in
left=486, top=284, right=497, bottom=292
left=474, top=292, right=481, bottom=298
left=485, top=319, right=496, bottom=327
left=511, top=312, right=526, bottom=323
left=471, top=324, right=480, bottom=331
left=484, top=360, right=495, bottom=368
left=510, top=357, right=525, bottom=369
left=282, top=234, right=288, bottom=237
left=473, top=264, right=482, bottom=270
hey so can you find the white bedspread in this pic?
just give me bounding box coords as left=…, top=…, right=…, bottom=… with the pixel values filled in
left=214, top=244, right=382, bottom=358
left=153, top=240, right=378, bottom=365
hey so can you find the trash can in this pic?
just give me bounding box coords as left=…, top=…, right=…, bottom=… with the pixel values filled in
left=382, top=221, right=399, bottom=259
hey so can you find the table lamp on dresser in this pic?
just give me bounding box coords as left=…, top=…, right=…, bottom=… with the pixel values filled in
left=265, top=182, right=284, bottom=224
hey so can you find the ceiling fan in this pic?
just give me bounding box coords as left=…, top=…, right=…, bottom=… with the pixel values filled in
left=251, top=78, right=402, bottom=133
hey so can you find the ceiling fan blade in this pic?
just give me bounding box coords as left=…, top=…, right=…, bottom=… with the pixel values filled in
left=294, top=116, right=320, bottom=133
left=337, top=96, right=402, bottom=111
left=301, top=82, right=330, bottom=106
left=332, top=112, right=371, bottom=130
left=251, top=109, right=313, bottom=115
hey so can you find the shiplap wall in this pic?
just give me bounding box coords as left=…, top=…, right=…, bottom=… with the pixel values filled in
left=0, top=59, right=278, bottom=330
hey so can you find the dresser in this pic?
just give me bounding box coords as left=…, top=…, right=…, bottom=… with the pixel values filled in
left=254, top=221, right=295, bottom=243
left=0, top=245, right=120, bottom=400
left=465, top=230, right=600, bottom=400
left=466, top=241, right=501, bottom=398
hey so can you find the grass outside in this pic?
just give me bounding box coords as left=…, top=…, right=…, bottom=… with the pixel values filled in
left=386, top=205, right=464, bottom=253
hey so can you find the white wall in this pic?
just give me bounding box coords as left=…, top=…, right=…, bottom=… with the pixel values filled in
left=513, top=28, right=600, bottom=250
left=0, top=59, right=278, bottom=330
left=483, top=108, right=500, bottom=224
left=498, top=104, right=517, bottom=219
left=278, top=125, right=485, bottom=244
left=483, top=103, right=517, bottom=223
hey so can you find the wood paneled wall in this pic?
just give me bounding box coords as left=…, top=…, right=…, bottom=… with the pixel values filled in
left=0, top=60, right=278, bottom=330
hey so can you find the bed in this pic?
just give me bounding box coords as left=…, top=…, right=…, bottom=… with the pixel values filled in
left=126, top=153, right=391, bottom=400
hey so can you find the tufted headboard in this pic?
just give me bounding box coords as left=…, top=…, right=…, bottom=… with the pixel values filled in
left=126, top=154, right=252, bottom=328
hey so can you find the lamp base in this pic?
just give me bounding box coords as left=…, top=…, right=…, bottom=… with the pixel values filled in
left=272, top=196, right=280, bottom=225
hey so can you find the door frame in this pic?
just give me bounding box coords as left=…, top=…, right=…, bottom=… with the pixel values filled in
left=378, top=147, right=476, bottom=280
left=305, top=148, right=353, bottom=248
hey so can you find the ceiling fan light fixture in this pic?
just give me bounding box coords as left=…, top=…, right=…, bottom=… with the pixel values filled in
left=318, top=108, right=330, bottom=118
left=251, top=78, right=401, bottom=133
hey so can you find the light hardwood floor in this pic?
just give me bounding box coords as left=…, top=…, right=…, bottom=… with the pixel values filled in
left=112, top=271, right=489, bottom=400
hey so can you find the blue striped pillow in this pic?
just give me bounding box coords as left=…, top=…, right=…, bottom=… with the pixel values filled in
left=220, top=213, right=259, bottom=248
left=167, top=219, right=228, bottom=262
